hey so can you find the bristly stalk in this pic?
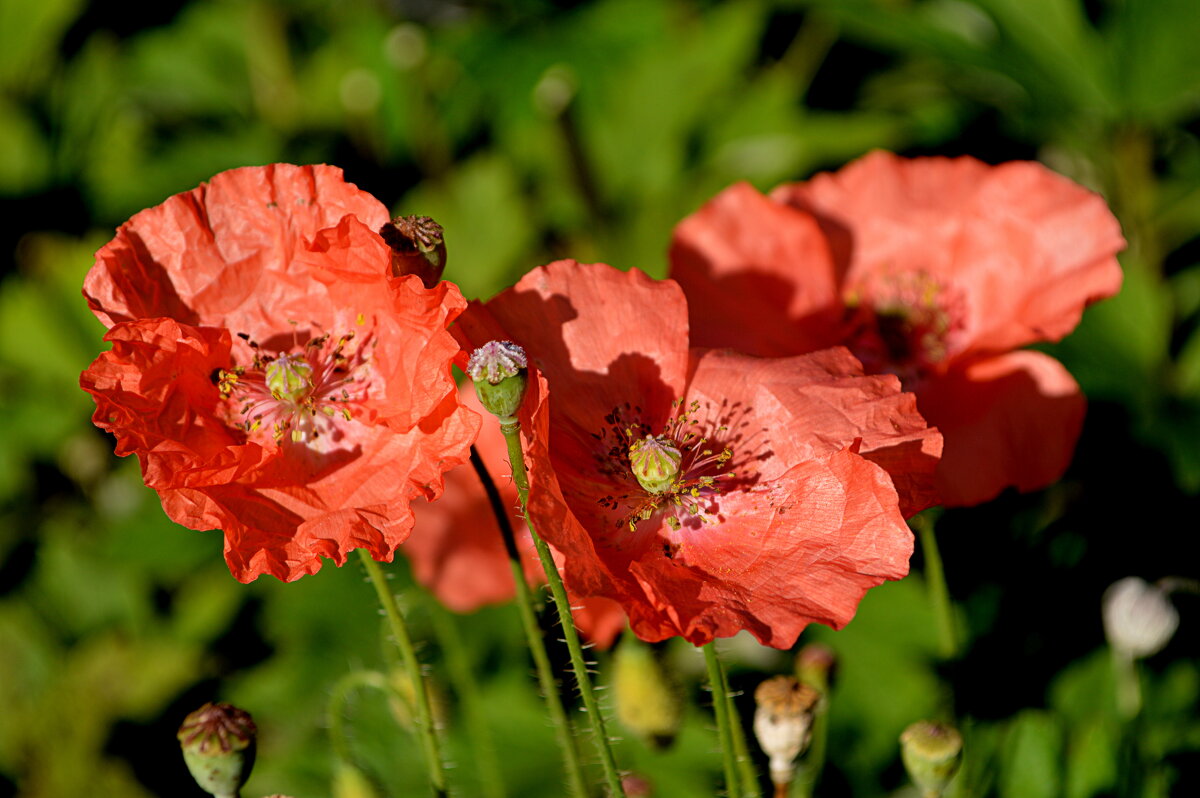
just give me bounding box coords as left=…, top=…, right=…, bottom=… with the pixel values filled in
left=469, top=445, right=591, bottom=797
left=500, top=420, right=627, bottom=798
left=357, top=550, right=449, bottom=798
left=704, top=643, right=743, bottom=797
left=722, top=659, right=761, bottom=797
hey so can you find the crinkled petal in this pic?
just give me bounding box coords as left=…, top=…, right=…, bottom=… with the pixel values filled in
left=457, top=260, right=689, bottom=437
left=916, top=350, right=1086, bottom=507
left=297, top=215, right=469, bottom=431
left=627, top=449, right=911, bottom=647
left=80, top=318, right=269, bottom=489
left=685, top=347, right=942, bottom=516
left=670, top=181, right=843, bottom=355
left=85, top=164, right=390, bottom=331
left=775, top=151, right=1125, bottom=355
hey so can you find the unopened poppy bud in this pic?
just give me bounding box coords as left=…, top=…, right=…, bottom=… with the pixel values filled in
left=1103, top=576, right=1179, bottom=658
left=177, top=702, right=257, bottom=798
left=900, top=720, right=963, bottom=798
left=754, top=676, right=819, bottom=789
left=468, top=341, right=528, bottom=421
left=796, top=642, right=836, bottom=692
left=265, top=353, right=313, bottom=403
left=614, top=638, right=683, bottom=748
left=629, top=435, right=682, bottom=495
left=379, top=215, right=446, bottom=288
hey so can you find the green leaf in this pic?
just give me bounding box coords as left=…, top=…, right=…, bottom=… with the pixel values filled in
left=1108, top=0, right=1200, bottom=123
left=1065, top=718, right=1119, bottom=798
left=0, top=99, right=51, bottom=193
left=998, top=711, right=1064, bottom=798
left=0, top=0, right=85, bottom=92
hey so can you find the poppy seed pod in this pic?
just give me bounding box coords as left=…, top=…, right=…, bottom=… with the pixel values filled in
left=468, top=341, right=529, bottom=422
left=177, top=702, right=257, bottom=798
left=754, top=676, right=819, bottom=788
left=900, top=720, right=963, bottom=798
left=628, top=435, right=683, bottom=495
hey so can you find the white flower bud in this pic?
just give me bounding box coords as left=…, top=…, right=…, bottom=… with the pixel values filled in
left=1102, top=577, right=1179, bottom=658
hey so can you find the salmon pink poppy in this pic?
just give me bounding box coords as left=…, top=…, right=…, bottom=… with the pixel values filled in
left=406, top=383, right=626, bottom=647
left=670, top=152, right=1124, bottom=506
left=456, top=260, right=942, bottom=648
left=80, top=164, right=478, bottom=582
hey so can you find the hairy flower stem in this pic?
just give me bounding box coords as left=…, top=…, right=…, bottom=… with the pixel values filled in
left=429, top=603, right=508, bottom=798
left=704, top=643, right=743, bottom=797
left=500, top=422, right=627, bottom=798
left=357, top=550, right=448, bottom=798
left=468, top=446, right=590, bottom=798
left=913, top=511, right=958, bottom=659
left=723, top=663, right=760, bottom=797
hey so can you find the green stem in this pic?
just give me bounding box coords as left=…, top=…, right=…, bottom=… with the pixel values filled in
left=913, top=512, right=958, bottom=659
left=429, top=604, right=508, bottom=798
left=722, top=660, right=759, bottom=797
left=357, top=549, right=448, bottom=797
left=501, top=420, right=626, bottom=797
left=469, top=446, right=591, bottom=798
left=794, top=695, right=828, bottom=798
left=704, top=643, right=743, bottom=798
left=1112, top=647, right=1142, bottom=720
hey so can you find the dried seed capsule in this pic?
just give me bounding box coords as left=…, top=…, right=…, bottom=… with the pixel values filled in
left=753, top=676, right=819, bottom=789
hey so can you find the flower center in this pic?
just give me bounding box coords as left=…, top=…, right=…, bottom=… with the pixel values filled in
left=265, top=353, right=314, bottom=404
left=595, top=400, right=734, bottom=531
left=217, top=331, right=370, bottom=444
left=843, top=271, right=964, bottom=386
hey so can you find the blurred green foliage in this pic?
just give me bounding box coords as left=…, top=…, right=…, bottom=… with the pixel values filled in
left=1, top=0, right=1199, bottom=796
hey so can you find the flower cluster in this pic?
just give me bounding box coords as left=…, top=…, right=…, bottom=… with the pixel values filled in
left=82, top=153, right=1121, bottom=649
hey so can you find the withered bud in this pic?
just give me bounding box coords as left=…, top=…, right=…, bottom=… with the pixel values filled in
left=177, top=702, right=257, bottom=798
left=379, top=215, right=446, bottom=288
left=754, top=676, right=819, bottom=788
left=900, top=720, right=963, bottom=798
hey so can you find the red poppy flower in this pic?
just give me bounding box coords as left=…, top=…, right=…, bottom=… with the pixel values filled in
left=670, top=151, right=1124, bottom=506
left=406, top=383, right=626, bottom=647
left=80, top=164, right=478, bottom=582
left=455, top=260, right=941, bottom=648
